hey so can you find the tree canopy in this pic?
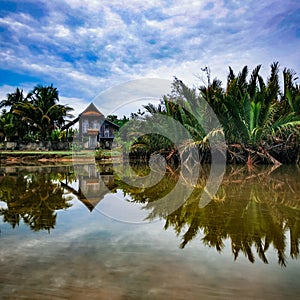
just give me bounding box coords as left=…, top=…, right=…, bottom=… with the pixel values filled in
left=0, top=84, right=73, bottom=142
left=120, top=62, right=300, bottom=165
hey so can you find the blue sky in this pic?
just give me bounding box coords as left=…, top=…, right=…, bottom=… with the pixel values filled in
left=0, top=0, right=299, bottom=117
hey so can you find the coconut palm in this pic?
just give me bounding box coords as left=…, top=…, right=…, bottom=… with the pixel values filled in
left=0, top=112, right=15, bottom=141
left=13, top=84, right=73, bottom=140
left=0, top=87, right=26, bottom=110
left=0, top=88, right=29, bottom=141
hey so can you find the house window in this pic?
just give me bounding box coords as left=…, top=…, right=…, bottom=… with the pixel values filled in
left=93, top=120, right=99, bottom=130
left=104, top=125, right=110, bottom=137
left=82, top=119, right=89, bottom=133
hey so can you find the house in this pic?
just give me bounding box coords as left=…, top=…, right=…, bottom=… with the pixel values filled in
left=79, top=103, right=119, bottom=149
left=63, top=102, right=119, bottom=149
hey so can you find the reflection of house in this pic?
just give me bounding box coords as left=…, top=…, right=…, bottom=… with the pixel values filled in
left=62, top=164, right=117, bottom=212
left=79, top=103, right=119, bottom=149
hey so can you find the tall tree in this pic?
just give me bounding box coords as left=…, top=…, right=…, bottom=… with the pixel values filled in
left=13, top=84, right=73, bottom=140
left=0, top=88, right=29, bottom=141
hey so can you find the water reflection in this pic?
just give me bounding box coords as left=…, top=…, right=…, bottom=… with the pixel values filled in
left=108, top=163, right=300, bottom=266
left=62, top=163, right=117, bottom=211
left=0, top=166, right=74, bottom=231
left=1, top=163, right=300, bottom=266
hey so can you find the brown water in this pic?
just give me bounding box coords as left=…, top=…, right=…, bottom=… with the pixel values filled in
left=0, top=163, right=300, bottom=299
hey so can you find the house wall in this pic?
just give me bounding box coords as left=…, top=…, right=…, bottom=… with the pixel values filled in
left=78, top=116, right=116, bottom=149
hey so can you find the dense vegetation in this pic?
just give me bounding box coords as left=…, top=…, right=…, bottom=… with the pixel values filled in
left=122, top=62, right=300, bottom=165
left=0, top=84, right=74, bottom=142
left=106, top=114, right=129, bottom=127
left=1, top=62, right=300, bottom=165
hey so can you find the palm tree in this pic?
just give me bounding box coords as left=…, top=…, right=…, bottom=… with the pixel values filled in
left=0, top=112, right=16, bottom=141
left=200, top=63, right=300, bottom=164
left=281, top=67, right=300, bottom=114
left=0, top=88, right=29, bottom=141
left=0, top=88, right=26, bottom=110
left=13, top=84, right=73, bottom=140
left=136, top=79, right=225, bottom=165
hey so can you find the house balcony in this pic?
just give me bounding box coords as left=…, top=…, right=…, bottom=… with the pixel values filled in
left=99, top=135, right=114, bottom=140
left=87, top=129, right=99, bottom=135
left=99, top=131, right=114, bottom=139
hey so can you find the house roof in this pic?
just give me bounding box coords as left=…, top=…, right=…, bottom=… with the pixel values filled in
left=103, top=119, right=120, bottom=129
left=81, top=102, right=105, bottom=117
left=61, top=102, right=119, bottom=130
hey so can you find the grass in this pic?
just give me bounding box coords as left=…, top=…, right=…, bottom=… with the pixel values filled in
left=0, top=149, right=96, bottom=160
left=0, top=149, right=122, bottom=162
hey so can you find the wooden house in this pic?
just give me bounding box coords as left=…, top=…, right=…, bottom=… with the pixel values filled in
left=63, top=102, right=119, bottom=149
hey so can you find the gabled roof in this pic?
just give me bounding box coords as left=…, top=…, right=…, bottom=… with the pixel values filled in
left=61, top=102, right=120, bottom=130
left=103, top=119, right=120, bottom=129
left=81, top=102, right=105, bottom=117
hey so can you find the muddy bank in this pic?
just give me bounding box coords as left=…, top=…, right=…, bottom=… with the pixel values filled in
left=0, top=152, right=91, bottom=165
left=0, top=151, right=120, bottom=166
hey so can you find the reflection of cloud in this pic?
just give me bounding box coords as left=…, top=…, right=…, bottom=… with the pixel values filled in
left=96, top=190, right=160, bottom=224
left=1, top=208, right=296, bottom=300
left=0, top=202, right=8, bottom=209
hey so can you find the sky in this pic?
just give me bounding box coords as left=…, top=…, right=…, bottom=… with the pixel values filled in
left=0, top=0, right=299, bottom=118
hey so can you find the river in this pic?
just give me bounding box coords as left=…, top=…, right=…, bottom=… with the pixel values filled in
left=0, top=162, right=300, bottom=299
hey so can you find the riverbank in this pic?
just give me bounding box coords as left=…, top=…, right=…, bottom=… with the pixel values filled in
left=1, top=144, right=299, bottom=166
left=0, top=150, right=122, bottom=165
left=0, top=150, right=91, bottom=164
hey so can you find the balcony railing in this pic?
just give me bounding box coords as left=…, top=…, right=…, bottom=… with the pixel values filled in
left=99, top=133, right=114, bottom=139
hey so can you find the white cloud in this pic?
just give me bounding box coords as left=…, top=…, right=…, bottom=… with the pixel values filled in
left=0, top=0, right=299, bottom=113
left=0, top=85, right=17, bottom=102
left=59, top=96, right=88, bottom=118
left=92, top=78, right=172, bottom=117
left=54, top=24, right=71, bottom=38
left=103, top=6, right=126, bottom=31
left=0, top=84, right=36, bottom=101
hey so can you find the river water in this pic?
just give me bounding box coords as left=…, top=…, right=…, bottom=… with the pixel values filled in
left=0, top=163, right=300, bottom=299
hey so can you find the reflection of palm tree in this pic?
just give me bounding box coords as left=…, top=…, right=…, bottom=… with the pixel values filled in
left=121, top=163, right=300, bottom=266
left=0, top=175, right=27, bottom=228
left=0, top=170, right=73, bottom=231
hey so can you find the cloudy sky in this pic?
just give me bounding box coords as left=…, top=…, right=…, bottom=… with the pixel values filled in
left=0, top=0, right=299, bottom=117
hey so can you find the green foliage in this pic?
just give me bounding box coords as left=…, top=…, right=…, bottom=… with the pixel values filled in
left=0, top=84, right=74, bottom=142
left=106, top=114, right=129, bottom=127
left=129, top=62, right=300, bottom=164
